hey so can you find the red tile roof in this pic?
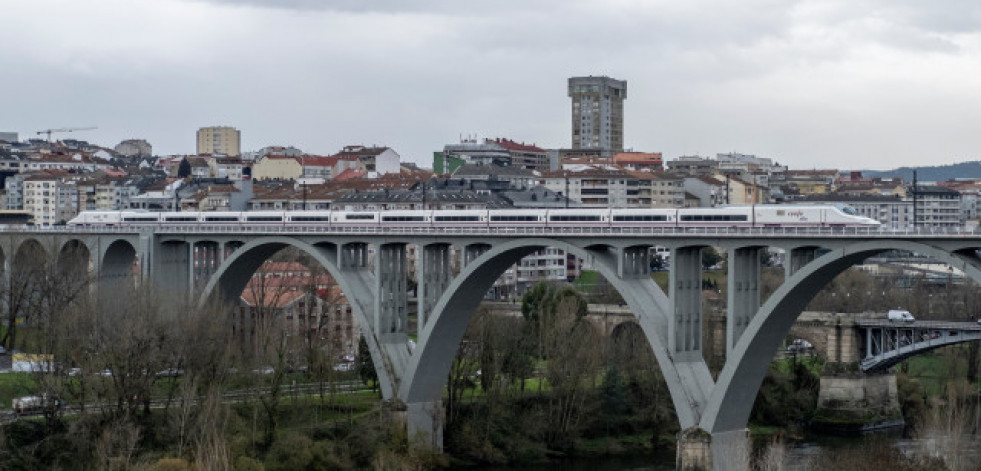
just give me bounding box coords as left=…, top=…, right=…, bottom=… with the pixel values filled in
left=613, top=152, right=663, bottom=164
left=493, top=138, right=544, bottom=153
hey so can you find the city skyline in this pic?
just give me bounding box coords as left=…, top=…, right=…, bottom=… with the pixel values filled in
left=3, top=0, right=981, bottom=169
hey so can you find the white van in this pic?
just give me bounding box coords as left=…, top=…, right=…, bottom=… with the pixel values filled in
left=887, top=309, right=915, bottom=323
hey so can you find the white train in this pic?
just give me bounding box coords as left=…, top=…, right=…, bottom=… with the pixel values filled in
left=66, top=205, right=880, bottom=229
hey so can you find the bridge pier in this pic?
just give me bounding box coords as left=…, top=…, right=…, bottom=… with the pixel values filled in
left=812, top=372, right=903, bottom=433
left=670, top=247, right=703, bottom=360
left=676, top=427, right=750, bottom=471
left=727, top=247, right=761, bottom=353
left=154, top=242, right=191, bottom=299
left=406, top=400, right=444, bottom=451
left=419, top=244, right=451, bottom=334
left=786, top=246, right=817, bottom=277
left=618, top=246, right=650, bottom=279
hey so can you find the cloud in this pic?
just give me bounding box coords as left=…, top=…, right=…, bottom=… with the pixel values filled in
left=2, top=0, right=981, bottom=169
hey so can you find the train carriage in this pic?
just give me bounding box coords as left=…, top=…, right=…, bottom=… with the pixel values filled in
left=430, top=210, right=488, bottom=227
left=161, top=212, right=202, bottom=224
left=378, top=210, right=431, bottom=227
left=331, top=211, right=380, bottom=226
left=674, top=207, right=752, bottom=227
left=119, top=211, right=162, bottom=225
left=609, top=208, right=675, bottom=226
left=241, top=211, right=285, bottom=225
left=486, top=209, right=547, bottom=226
left=285, top=211, right=332, bottom=225
left=545, top=208, right=612, bottom=227
left=201, top=212, right=244, bottom=224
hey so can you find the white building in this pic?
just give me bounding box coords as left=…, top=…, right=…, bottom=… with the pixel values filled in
left=331, top=146, right=400, bottom=175
left=23, top=173, right=77, bottom=226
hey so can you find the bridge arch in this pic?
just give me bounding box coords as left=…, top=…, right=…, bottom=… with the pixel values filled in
left=402, top=237, right=711, bottom=429
left=702, top=239, right=981, bottom=434
left=101, top=239, right=137, bottom=284
left=56, top=239, right=90, bottom=276
left=198, top=236, right=396, bottom=398
left=13, top=238, right=48, bottom=277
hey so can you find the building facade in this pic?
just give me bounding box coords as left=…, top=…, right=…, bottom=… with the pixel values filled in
left=23, top=173, right=77, bottom=226
left=196, top=126, right=241, bottom=157
left=568, top=76, right=626, bottom=153
left=114, top=139, right=152, bottom=158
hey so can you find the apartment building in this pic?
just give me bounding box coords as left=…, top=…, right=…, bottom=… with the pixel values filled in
left=568, top=76, right=627, bottom=153
left=23, top=173, right=77, bottom=226
left=539, top=167, right=636, bottom=207
left=196, top=126, right=241, bottom=157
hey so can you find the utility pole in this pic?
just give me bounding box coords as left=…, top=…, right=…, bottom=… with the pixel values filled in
left=912, top=169, right=918, bottom=230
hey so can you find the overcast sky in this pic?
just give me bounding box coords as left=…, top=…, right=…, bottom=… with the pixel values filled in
left=3, top=0, right=981, bottom=170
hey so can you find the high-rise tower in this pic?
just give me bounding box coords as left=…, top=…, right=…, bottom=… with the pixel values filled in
left=196, top=126, right=241, bottom=157
left=568, top=76, right=626, bottom=153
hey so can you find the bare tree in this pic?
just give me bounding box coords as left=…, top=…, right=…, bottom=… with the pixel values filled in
left=541, top=288, right=600, bottom=448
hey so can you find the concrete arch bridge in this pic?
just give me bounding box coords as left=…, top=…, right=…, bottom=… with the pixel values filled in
left=2, top=224, right=980, bottom=470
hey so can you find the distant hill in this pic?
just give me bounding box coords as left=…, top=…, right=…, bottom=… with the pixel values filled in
left=860, top=161, right=981, bottom=182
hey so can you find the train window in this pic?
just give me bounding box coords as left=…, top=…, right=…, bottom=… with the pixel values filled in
left=434, top=216, right=481, bottom=222
left=246, top=216, right=283, bottom=222
left=345, top=214, right=375, bottom=220
left=549, top=215, right=602, bottom=222
left=612, top=215, right=667, bottom=222
left=122, top=217, right=159, bottom=222
left=204, top=216, right=239, bottom=222
left=291, top=216, right=330, bottom=222
left=164, top=216, right=198, bottom=222
left=490, top=215, right=539, bottom=222
left=382, top=216, right=426, bottom=222
left=680, top=215, right=747, bottom=222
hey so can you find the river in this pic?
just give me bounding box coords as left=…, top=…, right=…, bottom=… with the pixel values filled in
left=479, top=431, right=981, bottom=470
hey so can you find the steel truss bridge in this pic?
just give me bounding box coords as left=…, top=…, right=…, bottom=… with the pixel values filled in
left=857, top=319, right=981, bottom=371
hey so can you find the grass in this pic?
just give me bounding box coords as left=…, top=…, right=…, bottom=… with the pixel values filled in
left=772, top=355, right=824, bottom=377
left=898, top=346, right=981, bottom=398
left=573, top=271, right=603, bottom=297
left=0, top=372, right=36, bottom=409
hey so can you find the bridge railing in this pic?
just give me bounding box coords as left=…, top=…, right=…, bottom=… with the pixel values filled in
left=857, top=320, right=981, bottom=371
left=7, top=224, right=981, bottom=238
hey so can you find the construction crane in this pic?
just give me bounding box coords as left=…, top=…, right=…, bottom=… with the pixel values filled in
left=36, top=126, right=97, bottom=142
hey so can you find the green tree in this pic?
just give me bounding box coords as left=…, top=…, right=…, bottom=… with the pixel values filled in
left=701, top=246, right=722, bottom=270
left=650, top=253, right=664, bottom=271
left=357, top=335, right=378, bottom=392
left=521, top=282, right=587, bottom=361
left=602, top=365, right=627, bottom=417
left=178, top=157, right=191, bottom=178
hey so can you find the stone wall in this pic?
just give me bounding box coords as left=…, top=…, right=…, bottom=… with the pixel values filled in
left=813, top=372, right=903, bottom=432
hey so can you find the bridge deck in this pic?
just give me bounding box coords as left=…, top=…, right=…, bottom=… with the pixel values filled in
left=855, top=319, right=981, bottom=330
left=8, top=224, right=980, bottom=239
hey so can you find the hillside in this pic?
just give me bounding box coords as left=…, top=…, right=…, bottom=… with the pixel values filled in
left=861, top=161, right=981, bottom=182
